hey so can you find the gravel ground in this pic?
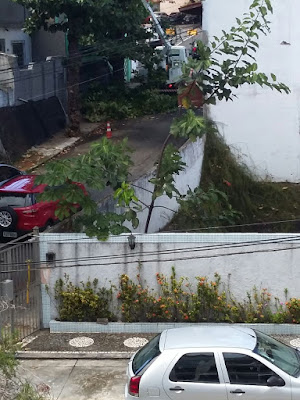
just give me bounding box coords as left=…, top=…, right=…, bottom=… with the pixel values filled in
left=272, top=335, right=300, bottom=346
left=23, top=331, right=156, bottom=352
left=22, top=330, right=300, bottom=353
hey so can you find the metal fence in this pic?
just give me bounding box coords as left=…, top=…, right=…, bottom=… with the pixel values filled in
left=0, top=232, right=41, bottom=340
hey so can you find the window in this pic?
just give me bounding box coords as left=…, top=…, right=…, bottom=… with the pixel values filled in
left=223, top=353, right=279, bottom=386
left=12, top=41, right=25, bottom=66
left=170, top=353, right=219, bottom=383
left=0, top=166, right=22, bottom=183
left=0, top=194, right=32, bottom=208
left=255, top=330, right=300, bottom=377
left=132, top=334, right=161, bottom=374
left=0, top=39, right=5, bottom=53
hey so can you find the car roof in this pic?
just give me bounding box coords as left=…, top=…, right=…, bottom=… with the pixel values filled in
left=161, top=326, right=257, bottom=351
left=0, top=175, right=46, bottom=194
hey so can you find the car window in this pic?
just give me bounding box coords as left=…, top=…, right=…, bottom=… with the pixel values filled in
left=170, top=353, right=219, bottom=383
left=0, top=166, right=22, bottom=183
left=223, top=353, right=279, bottom=386
left=0, top=194, right=32, bottom=208
left=132, top=334, right=161, bottom=375
left=255, top=330, right=300, bottom=377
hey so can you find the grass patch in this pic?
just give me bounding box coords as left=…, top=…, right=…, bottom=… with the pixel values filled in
left=168, top=131, right=300, bottom=232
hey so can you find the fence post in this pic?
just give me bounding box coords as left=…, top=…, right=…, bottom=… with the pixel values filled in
left=32, top=227, right=42, bottom=330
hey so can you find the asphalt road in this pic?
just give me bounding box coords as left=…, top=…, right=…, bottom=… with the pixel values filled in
left=20, top=359, right=128, bottom=400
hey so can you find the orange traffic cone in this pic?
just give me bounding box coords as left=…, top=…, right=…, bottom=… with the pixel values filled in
left=106, top=121, right=112, bottom=139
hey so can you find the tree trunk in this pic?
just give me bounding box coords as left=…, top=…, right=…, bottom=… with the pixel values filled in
left=66, top=34, right=81, bottom=137
left=144, top=133, right=172, bottom=233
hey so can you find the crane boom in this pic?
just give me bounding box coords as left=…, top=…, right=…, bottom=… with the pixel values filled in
left=141, top=0, right=172, bottom=53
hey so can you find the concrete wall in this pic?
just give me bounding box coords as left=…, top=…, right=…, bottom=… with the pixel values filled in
left=202, top=0, right=300, bottom=182
left=127, top=137, right=205, bottom=233
left=0, top=28, right=31, bottom=65
left=80, top=136, right=205, bottom=234
left=0, top=53, right=66, bottom=108
left=40, top=232, right=300, bottom=327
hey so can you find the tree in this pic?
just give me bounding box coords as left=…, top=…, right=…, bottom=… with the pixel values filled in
left=143, top=0, right=290, bottom=232
left=37, top=0, right=290, bottom=237
left=36, top=137, right=141, bottom=240
left=14, top=0, right=150, bottom=134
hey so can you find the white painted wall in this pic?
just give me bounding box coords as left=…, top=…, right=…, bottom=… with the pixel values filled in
left=202, top=0, right=300, bottom=182
left=85, top=137, right=205, bottom=234
left=0, top=28, right=31, bottom=65
left=128, top=137, right=205, bottom=233
left=40, top=232, right=300, bottom=326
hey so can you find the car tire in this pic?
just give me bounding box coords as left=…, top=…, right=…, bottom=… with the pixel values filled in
left=0, top=206, right=18, bottom=230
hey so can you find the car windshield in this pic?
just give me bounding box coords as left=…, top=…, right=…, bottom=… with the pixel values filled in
left=0, top=194, right=31, bottom=208
left=132, top=334, right=161, bottom=375
left=255, top=330, right=300, bottom=377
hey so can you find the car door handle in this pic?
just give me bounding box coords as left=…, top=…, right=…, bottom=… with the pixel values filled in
left=230, top=389, right=246, bottom=394
left=169, top=386, right=185, bottom=391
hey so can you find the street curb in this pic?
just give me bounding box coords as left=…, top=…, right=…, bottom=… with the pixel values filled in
left=17, top=351, right=133, bottom=360
left=27, top=137, right=81, bottom=173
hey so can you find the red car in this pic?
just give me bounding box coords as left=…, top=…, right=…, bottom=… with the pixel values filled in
left=0, top=165, right=83, bottom=240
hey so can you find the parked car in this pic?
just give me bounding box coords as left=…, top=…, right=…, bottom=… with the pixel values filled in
left=0, top=165, right=84, bottom=239
left=125, top=326, right=300, bottom=399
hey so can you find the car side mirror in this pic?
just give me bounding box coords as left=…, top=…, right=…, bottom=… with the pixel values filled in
left=267, top=375, right=285, bottom=387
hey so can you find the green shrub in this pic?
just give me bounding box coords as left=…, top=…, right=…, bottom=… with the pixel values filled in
left=54, top=274, right=115, bottom=322
left=82, top=83, right=177, bottom=122
left=52, top=271, right=298, bottom=325
left=0, top=333, right=44, bottom=400
left=170, top=130, right=300, bottom=233
left=173, top=185, right=242, bottom=231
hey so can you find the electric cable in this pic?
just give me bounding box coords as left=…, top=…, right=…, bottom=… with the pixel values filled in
left=1, top=233, right=300, bottom=269
left=1, top=239, right=300, bottom=274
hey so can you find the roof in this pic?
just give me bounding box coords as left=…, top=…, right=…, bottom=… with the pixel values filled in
left=161, top=326, right=257, bottom=351
left=0, top=175, right=46, bottom=194
left=179, top=1, right=202, bottom=14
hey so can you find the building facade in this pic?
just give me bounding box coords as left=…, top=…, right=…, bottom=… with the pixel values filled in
left=0, top=0, right=32, bottom=66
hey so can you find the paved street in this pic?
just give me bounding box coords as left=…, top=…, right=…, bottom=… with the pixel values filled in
left=19, top=359, right=128, bottom=400
left=173, top=24, right=203, bottom=49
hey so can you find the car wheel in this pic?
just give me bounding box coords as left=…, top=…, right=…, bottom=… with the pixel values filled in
left=0, top=207, right=18, bottom=230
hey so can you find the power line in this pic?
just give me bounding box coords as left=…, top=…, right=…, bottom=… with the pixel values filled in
left=0, top=33, right=150, bottom=76
left=1, top=233, right=300, bottom=269
left=0, top=24, right=201, bottom=80
left=0, top=40, right=148, bottom=87
left=0, top=66, right=125, bottom=104
left=167, top=217, right=300, bottom=232
left=2, top=239, right=300, bottom=274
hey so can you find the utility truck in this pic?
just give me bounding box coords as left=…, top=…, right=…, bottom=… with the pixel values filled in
left=141, top=0, right=188, bottom=88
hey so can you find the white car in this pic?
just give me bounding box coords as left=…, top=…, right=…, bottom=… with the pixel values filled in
left=125, top=326, right=300, bottom=399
